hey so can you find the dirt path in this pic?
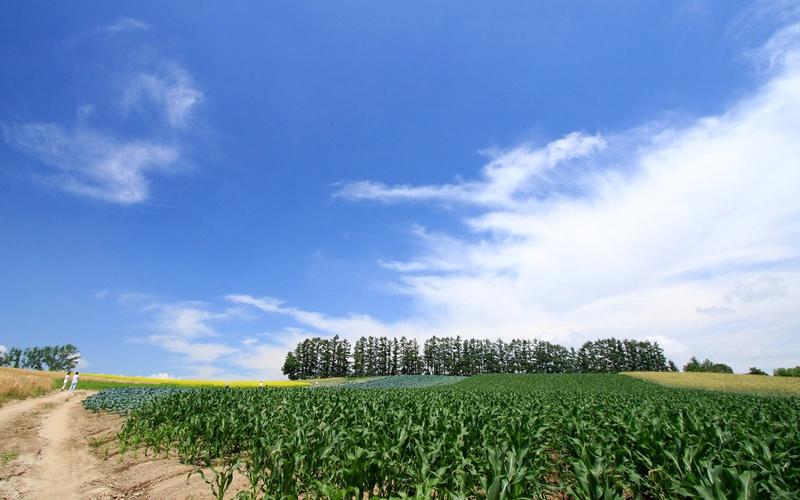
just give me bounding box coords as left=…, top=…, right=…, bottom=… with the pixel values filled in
left=18, top=393, right=110, bottom=499
left=0, top=392, right=245, bottom=499
left=0, top=392, right=67, bottom=430
left=0, top=391, right=111, bottom=499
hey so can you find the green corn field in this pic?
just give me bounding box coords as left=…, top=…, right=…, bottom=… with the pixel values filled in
left=85, top=374, right=800, bottom=499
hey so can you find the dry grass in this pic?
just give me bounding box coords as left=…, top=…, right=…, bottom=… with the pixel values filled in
left=0, top=367, right=58, bottom=405
left=625, top=371, right=800, bottom=396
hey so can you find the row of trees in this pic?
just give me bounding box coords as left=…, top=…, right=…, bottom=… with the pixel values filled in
left=774, top=366, right=800, bottom=377
left=353, top=336, right=423, bottom=377
left=687, top=360, right=800, bottom=377
left=282, top=336, right=351, bottom=380
left=0, top=344, right=81, bottom=371
left=282, top=336, right=673, bottom=380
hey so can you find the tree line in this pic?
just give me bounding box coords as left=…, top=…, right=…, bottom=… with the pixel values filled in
left=282, top=336, right=673, bottom=380
left=774, top=366, right=800, bottom=377
left=0, top=344, right=81, bottom=371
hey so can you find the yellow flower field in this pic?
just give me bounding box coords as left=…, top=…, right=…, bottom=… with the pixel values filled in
left=625, top=371, right=800, bottom=396
left=81, top=372, right=312, bottom=388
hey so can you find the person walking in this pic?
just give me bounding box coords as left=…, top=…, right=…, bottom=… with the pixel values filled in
left=61, top=371, right=71, bottom=391
left=68, top=371, right=79, bottom=393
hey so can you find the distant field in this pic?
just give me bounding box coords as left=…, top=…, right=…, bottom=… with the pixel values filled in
left=625, top=371, right=800, bottom=396
left=79, top=373, right=311, bottom=389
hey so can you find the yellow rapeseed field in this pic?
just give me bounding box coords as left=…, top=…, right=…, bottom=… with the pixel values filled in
left=82, top=372, right=312, bottom=388
left=625, top=371, right=800, bottom=396
left=0, top=367, right=57, bottom=405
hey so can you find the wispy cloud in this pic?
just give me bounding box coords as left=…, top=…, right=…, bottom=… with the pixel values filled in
left=104, top=17, right=150, bottom=34
left=3, top=20, right=203, bottom=205
left=334, top=132, right=606, bottom=209
left=226, top=294, right=400, bottom=339
left=121, top=297, right=303, bottom=379
left=725, top=275, right=788, bottom=302
left=696, top=306, right=736, bottom=316
left=122, top=64, right=204, bottom=129
left=3, top=123, right=179, bottom=204
left=139, top=302, right=246, bottom=365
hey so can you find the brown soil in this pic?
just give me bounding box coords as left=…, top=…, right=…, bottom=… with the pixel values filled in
left=0, top=391, right=246, bottom=499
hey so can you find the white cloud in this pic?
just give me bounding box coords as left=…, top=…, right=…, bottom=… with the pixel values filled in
left=124, top=296, right=313, bottom=379
left=156, top=303, right=224, bottom=338
left=104, top=17, right=150, bottom=34
left=3, top=123, right=179, bottom=204
left=122, top=301, right=243, bottom=371
left=231, top=341, right=300, bottom=380
left=148, top=372, right=174, bottom=379
left=150, top=336, right=238, bottom=363
left=122, top=65, right=204, bottom=129
left=377, top=260, right=429, bottom=273
left=0, top=345, right=6, bottom=355
left=226, top=294, right=401, bottom=339
left=696, top=306, right=736, bottom=316
left=3, top=22, right=202, bottom=205
left=334, top=132, right=606, bottom=208
left=725, top=275, right=788, bottom=302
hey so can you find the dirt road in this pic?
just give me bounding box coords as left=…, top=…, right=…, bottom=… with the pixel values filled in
left=0, top=391, right=241, bottom=499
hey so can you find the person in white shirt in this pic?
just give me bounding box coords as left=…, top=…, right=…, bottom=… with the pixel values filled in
left=68, top=372, right=79, bottom=393
left=61, top=371, right=71, bottom=391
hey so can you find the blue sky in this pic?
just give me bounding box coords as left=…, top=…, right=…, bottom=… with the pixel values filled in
left=2, top=1, right=799, bottom=379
